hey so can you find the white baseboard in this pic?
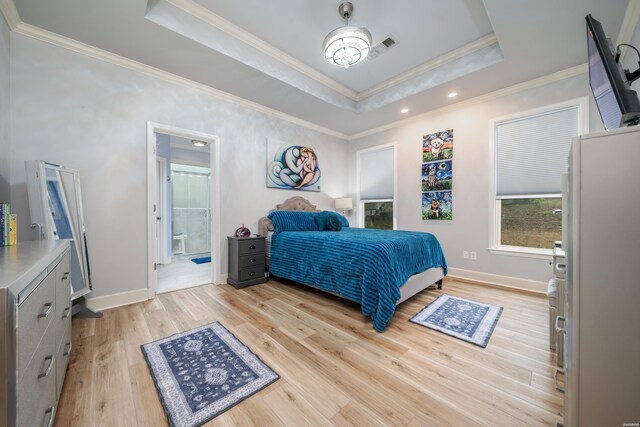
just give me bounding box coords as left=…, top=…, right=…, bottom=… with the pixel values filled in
left=217, top=273, right=228, bottom=285
left=88, top=276, right=228, bottom=312
left=86, top=288, right=150, bottom=312
left=447, top=267, right=547, bottom=295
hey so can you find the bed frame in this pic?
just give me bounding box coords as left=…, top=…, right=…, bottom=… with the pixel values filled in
left=258, top=196, right=444, bottom=305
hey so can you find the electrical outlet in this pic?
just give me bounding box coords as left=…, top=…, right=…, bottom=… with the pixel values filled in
left=470, top=251, right=477, bottom=260
left=463, top=251, right=469, bottom=259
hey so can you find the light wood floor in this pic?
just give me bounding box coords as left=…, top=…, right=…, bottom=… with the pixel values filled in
left=55, top=278, right=563, bottom=426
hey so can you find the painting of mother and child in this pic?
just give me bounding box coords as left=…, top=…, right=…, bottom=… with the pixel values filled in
left=267, top=139, right=321, bottom=192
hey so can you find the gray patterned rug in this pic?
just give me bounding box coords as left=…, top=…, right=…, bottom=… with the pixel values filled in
left=141, top=322, right=279, bottom=427
left=410, top=294, right=503, bottom=348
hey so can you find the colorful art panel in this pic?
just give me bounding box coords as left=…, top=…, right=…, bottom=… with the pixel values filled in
left=266, top=138, right=321, bottom=192
left=422, top=191, right=453, bottom=220
left=421, top=160, right=452, bottom=192
left=423, top=129, right=453, bottom=162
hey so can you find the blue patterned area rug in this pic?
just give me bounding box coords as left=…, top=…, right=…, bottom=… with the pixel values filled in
left=410, top=294, right=503, bottom=348
left=141, top=322, right=279, bottom=427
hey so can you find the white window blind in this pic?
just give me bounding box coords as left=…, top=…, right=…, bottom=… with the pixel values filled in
left=496, top=106, right=580, bottom=197
left=359, top=147, right=394, bottom=201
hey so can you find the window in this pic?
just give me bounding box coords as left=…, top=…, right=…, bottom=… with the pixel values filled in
left=363, top=201, right=394, bottom=230
left=490, top=98, right=588, bottom=255
left=357, top=144, right=396, bottom=230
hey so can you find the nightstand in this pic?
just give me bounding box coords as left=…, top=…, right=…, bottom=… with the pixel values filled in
left=227, top=235, right=267, bottom=288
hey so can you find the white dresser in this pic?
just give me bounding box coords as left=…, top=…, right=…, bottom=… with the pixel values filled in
left=0, top=240, right=72, bottom=427
left=561, top=126, right=640, bottom=426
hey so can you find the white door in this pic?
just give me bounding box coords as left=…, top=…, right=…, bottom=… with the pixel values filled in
left=156, top=159, right=163, bottom=263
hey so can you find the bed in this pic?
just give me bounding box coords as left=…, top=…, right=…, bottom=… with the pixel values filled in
left=258, top=197, right=447, bottom=332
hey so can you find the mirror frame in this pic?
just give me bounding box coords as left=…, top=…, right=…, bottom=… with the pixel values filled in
left=25, top=160, right=92, bottom=300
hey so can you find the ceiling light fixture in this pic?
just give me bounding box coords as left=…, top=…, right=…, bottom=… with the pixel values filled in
left=401, top=108, right=409, bottom=113
left=323, top=2, right=372, bottom=69
left=448, top=92, right=458, bottom=98
left=191, top=140, right=206, bottom=147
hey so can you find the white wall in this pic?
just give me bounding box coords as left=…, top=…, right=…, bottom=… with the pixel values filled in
left=9, top=34, right=348, bottom=298
left=0, top=16, right=9, bottom=202
left=349, top=74, right=603, bottom=287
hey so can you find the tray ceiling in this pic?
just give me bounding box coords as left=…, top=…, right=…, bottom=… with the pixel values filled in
left=8, top=0, right=632, bottom=136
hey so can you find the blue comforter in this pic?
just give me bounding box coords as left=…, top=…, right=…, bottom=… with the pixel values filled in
left=269, top=227, right=447, bottom=332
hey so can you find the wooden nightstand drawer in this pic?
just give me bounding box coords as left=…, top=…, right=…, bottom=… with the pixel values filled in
left=239, top=254, right=264, bottom=269
left=238, top=239, right=265, bottom=255
left=239, top=265, right=266, bottom=282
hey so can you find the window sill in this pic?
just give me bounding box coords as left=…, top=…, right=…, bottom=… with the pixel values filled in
left=488, top=246, right=553, bottom=260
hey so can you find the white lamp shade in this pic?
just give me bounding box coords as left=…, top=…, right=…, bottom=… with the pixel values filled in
left=335, top=197, right=353, bottom=211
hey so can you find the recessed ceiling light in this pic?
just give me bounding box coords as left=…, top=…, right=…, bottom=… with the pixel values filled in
left=448, top=92, right=458, bottom=98
left=192, top=140, right=206, bottom=147
left=401, top=108, right=409, bottom=113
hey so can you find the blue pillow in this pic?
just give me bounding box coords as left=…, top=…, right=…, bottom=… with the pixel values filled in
left=314, top=212, right=342, bottom=231
left=324, top=215, right=342, bottom=231
left=318, top=211, right=349, bottom=228
left=314, top=214, right=328, bottom=230
left=268, top=211, right=318, bottom=232
left=335, top=212, right=350, bottom=228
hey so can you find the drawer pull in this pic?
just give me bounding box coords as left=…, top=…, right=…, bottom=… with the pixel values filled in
left=43, top=406, right=56, bottom=427
left=249, top=258, right=256, bottom=263
left=555, top=263, right=566, bottom=273
left=62, top=307, right=71, bottom=319
left=249, top=244, right=256, bottom=250
left=38, top=355, right=54, bottom=379
left=38, top=302, right=54, bottom=319
left=555, top=315, right=566, bottom=333
left=62, top=272, right=70, bottom=280
left=63, top=342, right=72, bottom=357
left=249, top=272, right=256, bottom=277
left=554, top=368, right=565, bottom=393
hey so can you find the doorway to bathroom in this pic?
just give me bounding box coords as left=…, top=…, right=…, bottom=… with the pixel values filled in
left=147, top=123, right=221, bottom=296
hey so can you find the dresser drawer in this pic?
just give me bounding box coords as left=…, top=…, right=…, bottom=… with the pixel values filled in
left=238, top=253, right=264, bottom=269
left=55, top=253, right=72, bottom=345
left=18, top=327, right=57, bottom=427
left=239, top=265, right=265, bottom=282
left=56, top=326, right=72, bottom=400
left=17, top=272, right=56, bottom=375
left=238, top=239, right=265, bottom=255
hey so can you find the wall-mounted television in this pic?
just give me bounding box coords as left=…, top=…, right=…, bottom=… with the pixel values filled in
left=586, top=14, right=640, bottom=130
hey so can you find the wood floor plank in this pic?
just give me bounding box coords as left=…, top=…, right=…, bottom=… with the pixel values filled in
left=55, top=279, right=563, bottom=426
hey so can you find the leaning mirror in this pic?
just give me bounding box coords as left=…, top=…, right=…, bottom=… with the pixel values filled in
left=26, top=160, right=99, bottom=316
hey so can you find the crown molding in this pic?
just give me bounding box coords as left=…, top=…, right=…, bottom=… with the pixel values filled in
left=347, top=63, right=588, bottom=141
left=356, top=33, right=499, bottom=101
left=616, top=0, right=640, bottom=61
left=165, top=0, right=358, bottom=100
left=12, top=22, right=349, bottom=140
left=0, top=0, right=20, bottom=30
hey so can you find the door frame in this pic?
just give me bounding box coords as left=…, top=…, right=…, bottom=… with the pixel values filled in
left=156, top=157, right=170, bottom=265
left=146, top=122, right=222, bottom=299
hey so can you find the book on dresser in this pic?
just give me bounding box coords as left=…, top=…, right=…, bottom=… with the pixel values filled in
left=0, top=240, right=72, bottom=427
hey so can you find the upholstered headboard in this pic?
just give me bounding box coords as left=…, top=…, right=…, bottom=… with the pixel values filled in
left=258, top=196, right=319, bottom=236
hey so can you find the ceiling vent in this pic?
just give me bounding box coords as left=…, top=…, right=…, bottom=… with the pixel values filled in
left=368, top=35, right=399, bottom=60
